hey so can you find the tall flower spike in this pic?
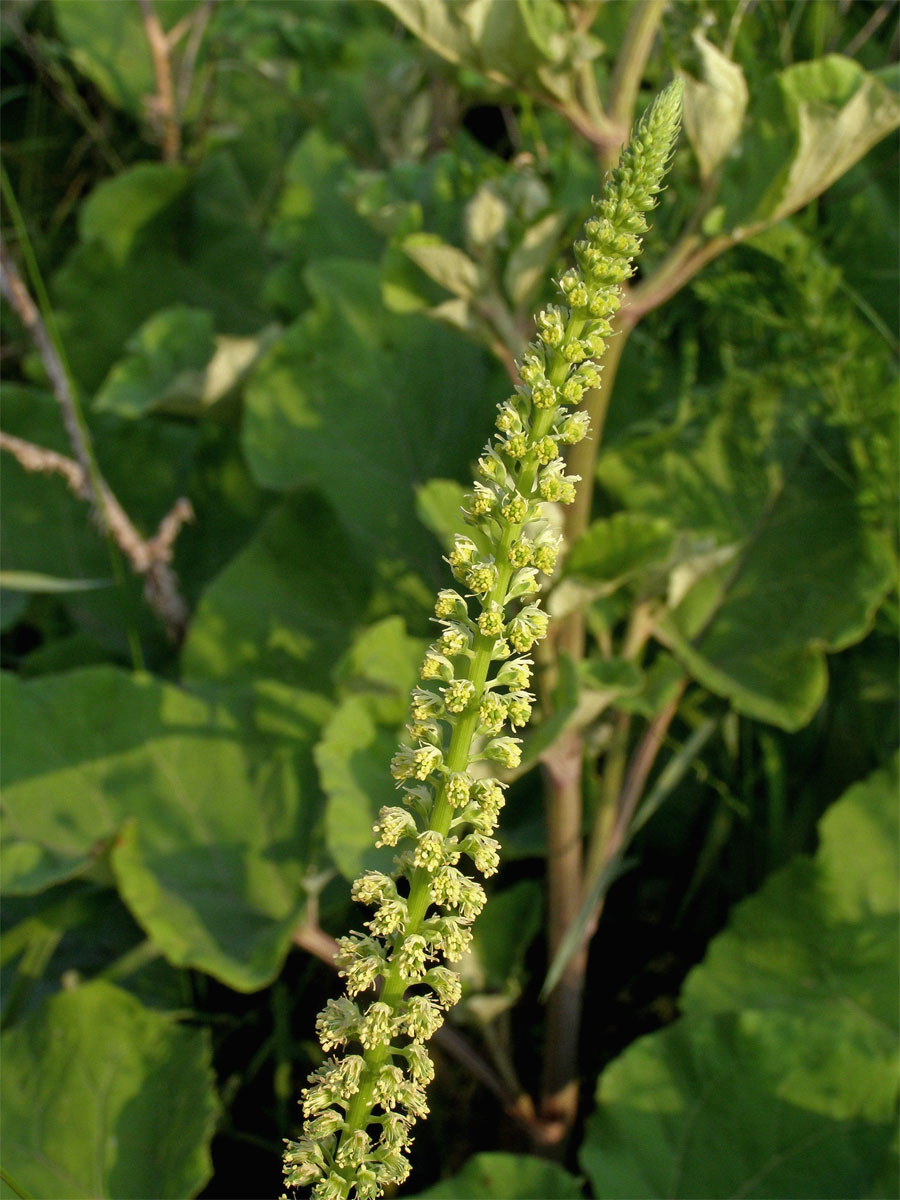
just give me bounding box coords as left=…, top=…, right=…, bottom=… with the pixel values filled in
left=283, top=80, right=683, bottom=1200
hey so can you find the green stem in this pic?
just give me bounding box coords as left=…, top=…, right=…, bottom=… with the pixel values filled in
left=339, top=336, right=578, bottom=1152
left=606, top=0, right=667, bottom=157
left=537, top=322, right=630, bottom=1130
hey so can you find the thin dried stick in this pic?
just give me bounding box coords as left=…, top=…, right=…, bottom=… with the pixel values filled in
left=0, top=432, right=193, bottom=639
left=0, top=245, right=193, bottom=640
left=0, top=242, right=91, bottom=480
left=136, top=0, right=181, bottom=162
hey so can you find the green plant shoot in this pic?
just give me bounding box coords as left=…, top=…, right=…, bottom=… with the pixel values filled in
left=282, top=79, right=684, bottom=1200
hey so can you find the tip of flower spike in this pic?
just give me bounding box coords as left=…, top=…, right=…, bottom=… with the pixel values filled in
left=637, top=77, right=684, bottom=159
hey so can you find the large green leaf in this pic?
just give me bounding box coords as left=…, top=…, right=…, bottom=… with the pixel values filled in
left=242, top=258, right=489, bottom=563
left=78, top=163, right=191, bottom=267
left=264, top=128, right=384, bottom=317
left=375, top=0, right=600, bottom=109
left=1, top=668, right=330, bottom=990
left=581, top=1010, right=896, bottom=1200
left=600, top=415, right=895, bottom=730
left=318, top=618, right=424, bottom=880
left=55, top=154, right=270, bottom=393
left=317, top=695, right=400, bottom=883
left=580, top=761, right=900, bottom=1199
left=721, top=56, right=900, bottom=235
left=409, top=1152, right=583, bottom=1199
left=93, top=306, right=215, bottom=418
left=181, top=492, right=372, bottom=691
left=463, top=880, right=543, bottom=999
left=399, top=233, right=485, bottom=299
left=566, top=513, right=674, bottom=591
left=682, top=755, right=899, bottom=1054
left=681, top=33, right=748, bottom=183
left=0, top=980, right=217, bottom=1199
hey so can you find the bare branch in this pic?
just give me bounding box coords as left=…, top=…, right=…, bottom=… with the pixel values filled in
left=136, top=0, right=181, bottom=162
left=0, top=431, right=86, bottom=496
left=0, top=242, right=92, bottom=484
left=0, top=243, right=193, bottom=640
left=0, top=432, right=193, bottom=640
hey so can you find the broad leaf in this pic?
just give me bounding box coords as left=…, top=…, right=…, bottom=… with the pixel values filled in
left=463, top=880, right=543, bottom=998
left=333, top=616, right=425, bottom=724
left=600, top=415, right=895, bottom=729
left=78, top=163, right=191, bottom=267
left=55, top=154, right=270, bottom=392
left=264, top=129, right=383, bottom=317
left=681, top=33, right=748, bottom=182
left=581, top=1011, right=897, bottom=1200
left=94, top=306, right=270, bottom=421
left=1, top=668, right=330, bottom=990
left=400, top=233, right=485, bottom=299
left=503, top=210, right=568, bottom=309
left=409, top=1152, right=583, bottom=1199
left=376, top=0, right=600, bottom=109
left=318, top=618, right=424, bottom=880
left=94, top=306, right=214, bottom=417
left=415, top=478, right=468, bottom=552
left=580, top=761, right=899, bottom=1199
left=682, top=755, right=899, bottom=1053
left=242, top=258, right=489, bottom=564
left=181, top=492, right=371, bottom=691
left=567, top=512, right=674, bottom=591
left=317, top=696, right=400, bottom=883
left=0, top=980, right=217, bottom=1199
left=465, top=184, right=509, bottom=249
left=658, top=445, right=894, bottom=729
left=722, top=56, right=900, bottom=235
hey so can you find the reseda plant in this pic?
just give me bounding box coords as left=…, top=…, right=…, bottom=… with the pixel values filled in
left=283, top=80, right=683, bottom=1200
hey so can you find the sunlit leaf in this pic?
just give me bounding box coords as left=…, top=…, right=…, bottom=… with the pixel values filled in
left=181, top=493, right=371, bottom=691
left=318, top=618, right=424, bottom=879
left=409, top=1152, right=583, bottom=1199
left=681, top=33, right=748, bottom=182
left=580, top=761, right=899, bottom=1198
left=567, top=512, right=674, bottom=592
left=0, top=572, right=109, bottom=593
left=683, top=755, right=899, bottom=1049
left=582, top=1011, right=896, bottom=1200
left=1, top=980, right=217, bottom=1199
left=1, top=668, right=330, bottom=990
left=723, top=56, right=900, bottom=235
left=243, top=259, right=488, bottom=563
left=601, top=414, right=894, bottom=730
left=400, top=233, right=485, bottom=299
left=504, top=210, right=568, bottom=309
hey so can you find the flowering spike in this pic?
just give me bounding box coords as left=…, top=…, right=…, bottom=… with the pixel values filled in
left=285, top=81, right=682, bottom=1199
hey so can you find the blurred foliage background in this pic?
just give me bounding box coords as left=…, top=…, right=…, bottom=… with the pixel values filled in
left=0, top=2, right=897, bottom=1198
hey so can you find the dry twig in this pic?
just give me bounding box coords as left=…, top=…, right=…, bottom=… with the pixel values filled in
left=0, top=242, right=193, bottom=640
left=136, top=0, right=181, bottom=162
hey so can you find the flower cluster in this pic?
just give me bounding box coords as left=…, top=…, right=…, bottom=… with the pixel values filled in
left=284, top=80, right=682, bottom=1200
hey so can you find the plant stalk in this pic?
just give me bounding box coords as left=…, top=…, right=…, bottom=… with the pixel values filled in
left=538, top=319, right=632, bottom=1133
